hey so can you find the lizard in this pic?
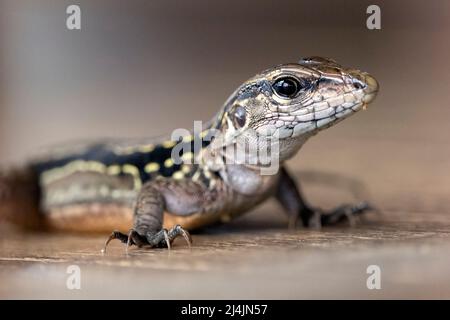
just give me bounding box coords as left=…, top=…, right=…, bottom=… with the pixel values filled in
left=0, top=56, right=379, bottom=251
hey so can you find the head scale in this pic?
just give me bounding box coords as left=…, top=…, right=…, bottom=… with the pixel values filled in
left=208, top=57, right=379, bottom=169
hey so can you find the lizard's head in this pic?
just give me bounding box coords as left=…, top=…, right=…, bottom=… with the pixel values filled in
left=213, top=57, right=379, bottom=164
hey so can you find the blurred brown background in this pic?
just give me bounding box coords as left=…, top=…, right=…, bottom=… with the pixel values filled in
left=1, top=0, right=450, bottom=299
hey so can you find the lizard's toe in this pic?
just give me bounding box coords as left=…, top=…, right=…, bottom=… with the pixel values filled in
left=102, top=225, right=192, bottom=253
left=101, top=230, right=129, bottom=253
left=319, top=201, right=376, bottom=227
left=296, top=201, right=376, bottom=229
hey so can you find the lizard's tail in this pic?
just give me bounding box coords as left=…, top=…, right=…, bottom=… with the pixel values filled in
left=0, top=167, right=43, bottom=230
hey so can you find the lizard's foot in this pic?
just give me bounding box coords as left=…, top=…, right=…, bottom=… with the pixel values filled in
left=101, top=224, right=192, bottom=253
left=293, top=201, right=376, bottom=229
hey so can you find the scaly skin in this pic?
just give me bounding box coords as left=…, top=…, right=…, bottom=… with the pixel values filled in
left=0, top=57, right=379, bottom=250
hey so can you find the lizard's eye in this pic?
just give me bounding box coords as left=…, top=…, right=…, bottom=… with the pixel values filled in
left=272, top=77, right=302, bottom=98
left=231, top=105, right=246, bottom=128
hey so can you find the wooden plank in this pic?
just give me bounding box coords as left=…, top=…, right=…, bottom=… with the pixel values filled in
left=1, top=205, right=450, bottom=299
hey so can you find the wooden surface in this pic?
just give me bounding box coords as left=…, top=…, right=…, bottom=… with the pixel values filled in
left=1, top=197, right=450, bottom=299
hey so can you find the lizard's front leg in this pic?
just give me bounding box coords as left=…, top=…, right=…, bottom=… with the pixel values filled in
left=276, top=167, right=374, bottom=228
left=102, top=179, right=207, bottom=252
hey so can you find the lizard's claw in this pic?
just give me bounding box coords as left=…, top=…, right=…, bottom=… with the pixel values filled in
left=101, top=225, right=192, bottom=253
left=314, top=201, right=376, bottom=228
left=289, top=201, right=377, bottom=230
left=101, top=230, right=128, bottom=254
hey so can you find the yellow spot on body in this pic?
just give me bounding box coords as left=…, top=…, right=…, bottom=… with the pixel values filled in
left=107, top=165, right=121, bottom=175
left=200, top=130, right=209, bottom=138
left=144, top=162, right=160, bottom=173
left=115, top=147, right=136, bottom=155
left=172, top=171, right=184, bottom=180
left=89, top=161, right=106, bottom=172
left=181, top=152, right=194, bottom=163
left=182, top=135, right=194, bottom=143
left=41, top=160, right=107, bottom=185
left=122, top=164, right=142, bottom=190
left=113, top=143, right=155, bottom=155
left=181, top=164, right=191, bottom=174
left=137, top=144, right=155, bottom=153
left=162, top=140, right=176, bottom=148
left=164, top=158, right=174, bottom=168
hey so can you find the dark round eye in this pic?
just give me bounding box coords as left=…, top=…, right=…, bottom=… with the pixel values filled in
left=272, top=77, right=301, bottom=98
left=231, top=105, right=246, bottom=128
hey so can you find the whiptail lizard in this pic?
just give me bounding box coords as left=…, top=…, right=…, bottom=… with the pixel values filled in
left=0, top=57, right=379, bottom=251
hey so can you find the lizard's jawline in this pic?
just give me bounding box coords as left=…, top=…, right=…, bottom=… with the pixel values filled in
left=289, top=103, right=362, bottom=138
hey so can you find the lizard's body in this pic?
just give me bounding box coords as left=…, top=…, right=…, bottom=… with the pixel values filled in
left=31, top=138, right=280, bottom=232
left=0, top=57, right=379, bottom=249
